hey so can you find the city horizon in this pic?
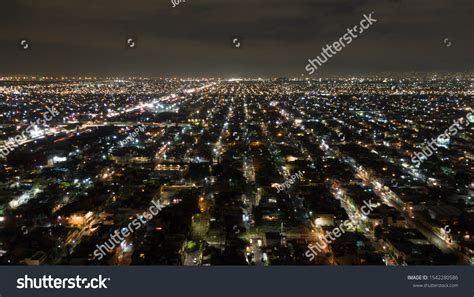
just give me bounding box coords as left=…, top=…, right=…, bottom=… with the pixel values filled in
left=0, top=72, right=473, bottom=80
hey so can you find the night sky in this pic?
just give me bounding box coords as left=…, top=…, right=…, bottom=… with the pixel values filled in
left=0, top=0, right=472, bottom=77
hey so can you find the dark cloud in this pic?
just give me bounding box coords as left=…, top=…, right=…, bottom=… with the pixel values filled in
left=0, top=0, right=472, bottom=77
